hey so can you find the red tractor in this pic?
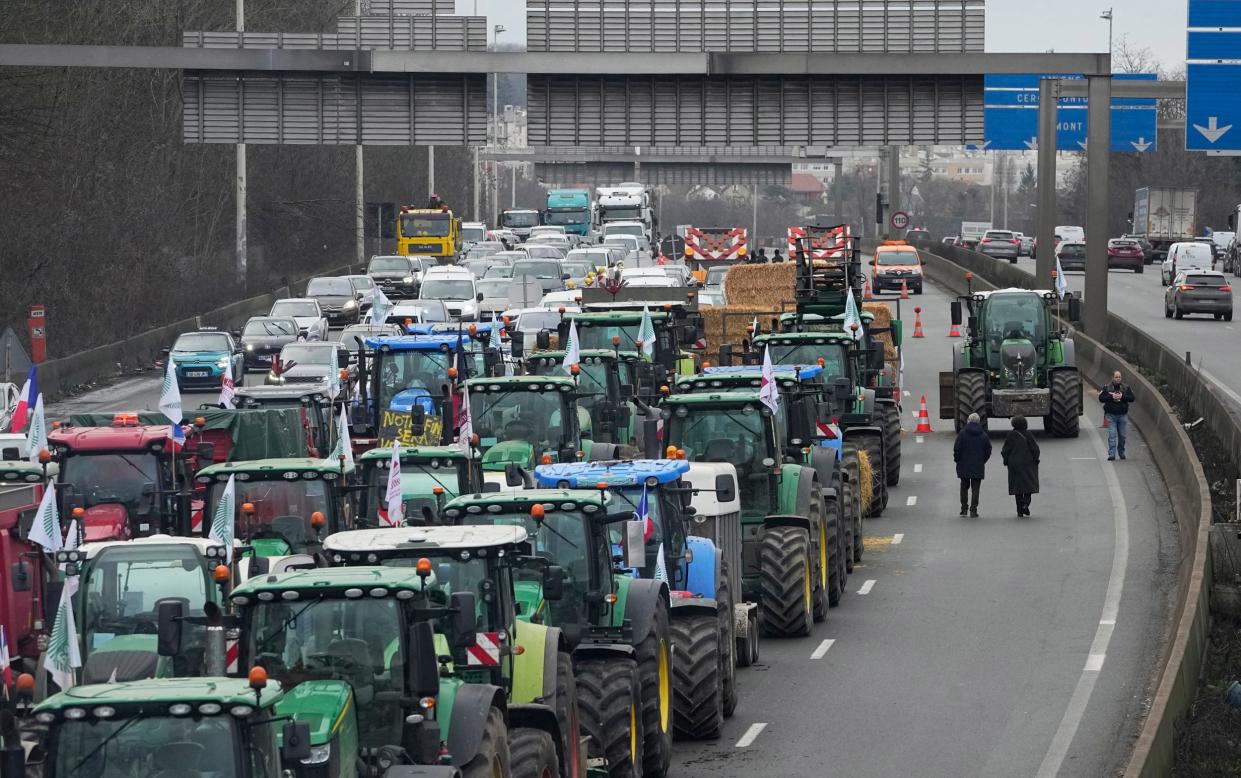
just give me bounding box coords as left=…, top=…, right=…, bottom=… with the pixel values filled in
left=0, top=460, right=55, bottom=675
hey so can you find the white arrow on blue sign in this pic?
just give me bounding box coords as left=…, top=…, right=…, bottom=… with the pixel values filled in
left=982, top=73, right=1158, bottom=153
left=1187, top=1, right=1241, bottom=153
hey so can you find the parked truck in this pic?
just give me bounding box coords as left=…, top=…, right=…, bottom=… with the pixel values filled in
left=502, top=207, right=543, bottom=240
left=594, top=183, right=653, bottom=241
left=1133, top=187, right=1198, bottom=262
left=545, top=189, right=593, bottom=240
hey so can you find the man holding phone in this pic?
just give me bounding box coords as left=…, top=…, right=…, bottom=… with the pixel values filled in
left=1099, top=370, right=1136, bottom=461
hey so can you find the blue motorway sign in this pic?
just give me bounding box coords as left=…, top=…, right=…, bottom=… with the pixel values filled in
left=981, top=73, right=1157, bottom=153
left=1187, top=0, right=1241, bottom=153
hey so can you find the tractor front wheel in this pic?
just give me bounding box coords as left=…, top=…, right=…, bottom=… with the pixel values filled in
left=759, top=525, right=814, bottom=638
left=460, top=707, right=513, bottom=778
left=634, top=597, right=673, bottom=777
left=575, top=657, right=643, bottom=778
left=954, top=371, right=988, bottom=432
left=1046, top=370, right=1082, bottom=438
left=670, top=614, right=724, bottom=740
left=511, top=728, right=559, bottom=778
left=716, top=571, right=738, bottom=716
left=881, top=403, right=902, bottom=487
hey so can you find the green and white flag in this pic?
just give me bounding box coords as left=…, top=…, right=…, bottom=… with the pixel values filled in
left=209, top=474, right=237, bottom=564
left=842, top=288, right=864, bottom=341
left=45, top=576, right=80, bottom=692
left=28, top=482, right=63, bottom=553
left=25, top=394, right=46, bottom=465
left=324, top=406, right=354, bottom=471
left=636, top=305, right=656, bottom=359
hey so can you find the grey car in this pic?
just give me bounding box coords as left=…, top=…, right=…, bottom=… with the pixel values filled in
left=1165, top=271, right=1234, bottom=321
left=978, top=230, right=1020, bottom=262
left=305, top=276, right=361, bottom=326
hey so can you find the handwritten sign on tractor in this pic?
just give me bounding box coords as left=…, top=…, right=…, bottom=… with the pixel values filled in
left=378, top=409, right=444, bottom=448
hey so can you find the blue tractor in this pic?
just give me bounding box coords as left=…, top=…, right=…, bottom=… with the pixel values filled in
left=534, top=459, right=741, bottom=740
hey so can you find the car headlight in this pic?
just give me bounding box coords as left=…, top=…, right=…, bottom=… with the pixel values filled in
left=217, top=358, right=229, bottom=369
left=301, top=744, right=331, bottom=765
left=245, top=344, right=254, bottom=351
left=343, top=300, right=357, bottom=310
left=402, top=276, right=414, bottom=284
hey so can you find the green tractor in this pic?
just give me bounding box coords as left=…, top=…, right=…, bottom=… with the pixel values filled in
left=323, top=524, right=594, bottom=778
left=441, top=490, right=673, bottom=778
left=355, top=445, right=483, bottom=526
left=660, top=390, right=834, bottom=637
left=938, top=288, right=1083, bottom=437
left=524, top=349, right=659, bottom=454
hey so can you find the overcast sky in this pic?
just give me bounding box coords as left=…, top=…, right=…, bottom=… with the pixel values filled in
left=455, top=0, right=1187, bottom=73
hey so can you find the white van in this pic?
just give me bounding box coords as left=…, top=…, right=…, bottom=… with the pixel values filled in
left=1162, top=241, right=1215, bottom=286
left=1055, top=225, right=1086, bottom=244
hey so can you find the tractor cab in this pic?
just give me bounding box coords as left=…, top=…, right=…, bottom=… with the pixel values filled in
left=356, top=445, right=482, bottom=526
left=525, top=349, right=653, bottom=450
left=232, top=385, right=334, bottom=456
left=467, top=376, right=586, bottom=489
left=0, top=462, right=54, bottom=677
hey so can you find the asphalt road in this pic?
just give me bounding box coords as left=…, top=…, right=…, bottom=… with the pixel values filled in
left=43, top=287, right=1178, bottom=777
left=670, top=282, right=1177, bottom=778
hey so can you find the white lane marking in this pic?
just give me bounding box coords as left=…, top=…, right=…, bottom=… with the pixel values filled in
left=916, top=435, right=925, bottom=443
left=911, top=410, right=920, bottom=418
left=810, top=639, right=835, bottom=659
left=903, top=390, right=911, bottom=397
left=914, top=463, right=923, bottom=473
left=906, top=495, right=918, bottom=506
left=735, top=723, right=767, bottom=748
left=892, top=533, right=904, bottom=544
left=857, top=579, right=876, bottom=595
left=1034, top=419, right=1130, bottom=778
left=1070, top=457, right=1095, bottom=461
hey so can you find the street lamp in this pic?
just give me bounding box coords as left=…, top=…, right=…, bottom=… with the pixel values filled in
left=1100, top=8, right=1113, bottom=57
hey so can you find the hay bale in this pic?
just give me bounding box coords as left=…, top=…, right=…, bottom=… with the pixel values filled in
left=700, top=305, right=779, bottom=357
left=722, top=263, right=797, bottom=310
left=856, top=449, right=874, bottom=512
left=862, top=302, right=898, bottom=362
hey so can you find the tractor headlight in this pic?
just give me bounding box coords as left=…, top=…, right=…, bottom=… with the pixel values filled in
left=302, top=744, right=331, bottom=765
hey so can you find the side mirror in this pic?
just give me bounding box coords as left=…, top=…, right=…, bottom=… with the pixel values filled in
left=280, top=722, right=313, bottom=765
left=967, top=315, right=979, bottom=333
left=476, top=292, right=484, bottom=302
left=156, top=599, right=185, bottom=657
left=1068, top=296, right=1083, bottom=323
left=449, top=592, right=478, bottom=648
left=409, top=621, right=440, bottom=697
left=536, top=331, right=551, bottom=350
left=159, top=347, right=171, bottom=359
left=504, top=462, right=526, bottom=488
left=409, top=404, right=427, bottom=436
left=562, top=273, right=571, bottom=281
left=618, top=384, right=634, bottom=401
left=950, top=301, right=963, bottom=326
left=625, top=520, right=645, bottom=569
left=338, top=351, right=351, bottom=368
left=543, top=566, right=566, bottom=601
left=714, top=473, right=737, bottom=503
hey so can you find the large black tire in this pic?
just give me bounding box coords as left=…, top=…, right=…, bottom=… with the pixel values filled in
left=670, top=613, right=724, bottom=740
left=575, top=657, right=642, bottom=778
left=839, top=443, right=863, bottom=565
left=803, top=486, right=831, bottom=623
left=881, top=402, right=902, bottom=487
left=859, top=433, right=888, bottom=518
left=823, top=490, right=845, bottom=608
left=511, top=728, right=559, bottom=778
left=954, top=371, right=988, bottom=432
left=460, top=706, right=513, bottom=778
left=716, top=571, right=738, bottom=717
left=758, top=525, right=814, bottom=638
left=634, top=596, right=672, bottom=778
left=552, top=652, right=581, bottom=778
left=1046, top=370, right=1081, bottom=438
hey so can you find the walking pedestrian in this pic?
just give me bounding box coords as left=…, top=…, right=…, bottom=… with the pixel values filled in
left=953, top=412, right=991, bottom=517
left=1099, top=369, right=1135, bottom=461
left=1001, top=415, right=1040, bottom=517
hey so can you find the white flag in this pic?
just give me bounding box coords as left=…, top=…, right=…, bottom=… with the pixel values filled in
left=370, top=288, right=393, bottom=330
left=219, top=373, right=236, bottom=409
left=637, top=305, right=656, bottom=359
left=45, top=577, right=81, bottom=692
left=1055, top=256, right=1069, bottom=300
left=758, top=347, right=780, bottom=415
left=209, top=474, right=237, bottom=563
left=653, top=542, right=669, bottom=584
left=62, top=519, right=80, bottom=553
left=324, top=406, right=354, bottom=471
left=29, top=482, right=63, bottom=554
left=384, top=442, right=404, bottom=527
left=842, top=287, right=864, bottom=341
left=561, top=321, right=581, bottom=375
left=25, top=394, right=47, bottom=465
left=458, top=383, right=474, bottom=455
left=159, top=359, right=183, bottom=425
left=327, top=365, right=341, bottom=400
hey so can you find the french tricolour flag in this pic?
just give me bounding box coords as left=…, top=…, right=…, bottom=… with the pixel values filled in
left=10, top=366, right=36, bottom=433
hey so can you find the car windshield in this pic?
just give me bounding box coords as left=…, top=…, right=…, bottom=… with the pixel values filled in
left=1186, top=274, right=1227, bottom=286
left=667, top=405, right=773, bottom=513
left=401, top=215, right=450, bottom=238
left=606, top=224, right=645, bottom=238
left=173, top=334, right=229, bottom=352
left=350, top=277, right=374, bottom=291
left=306, top=278, right=352, bottom=296
left=207, top=477, right=333, bottom=554
left=567, top=250, right=609, bottom=265
left=985, top=232, right=1014, bottom=240
left=248, top=596, right=405, bottom=749
left=421, top=279, right=475, bottom=300
left=545, top=210, right=587, bottom=225
left=61, top=453, right=162, bottom=514
left=52, top=715, right=257, bottom=778
left=514, top=261, right=561, bottom=280
left=484, top=266, right=514, bottom=279
left=280, top=344, right=336, bottom=365
left=706, top=268, right=728, bottom=286
left=471, top=389, right=572, bottom=451
left=1059, top=244, right=1086, bottom=258
left=764, top=342, right=849, bottom=378
left=563, top=262, right=594, bottom=278
left=244, top=320, right=297, bottom=338
left=391, top=301, right=449, bottom=323
left=271, top=302, right=318, bottom=318
left=80, top=544, right=210, bottom=654
left=369, top=258, right=411, bottom=273
left=477, top=280, right=510, bottom=298
left=462, top=226, right=486, bottom=242
left=523, top=246, right=566, bottom=260
left=603, top=207, right=642, bottom=221
left=877, top=250, right=919, bottom=266
left=502, top=211, right=540, bottom=228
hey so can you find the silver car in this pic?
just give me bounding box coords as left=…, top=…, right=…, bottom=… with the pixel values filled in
left=978, top=230, right=1020, bottom=262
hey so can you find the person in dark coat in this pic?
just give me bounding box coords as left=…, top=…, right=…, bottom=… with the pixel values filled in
left=1001, top=415, right=1040, bottom=517
left=953, top=412, right=991, bottom=517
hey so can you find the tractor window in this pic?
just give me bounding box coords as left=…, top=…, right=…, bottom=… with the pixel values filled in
left=577, top=322, right=641, bottom=351
left=250, top=596, right=404, bottom=750
left=763, top=343, right=848, bottom=378
left=471, top=390, right=574, bottom=451
left=379, top=556, right=498, bottom=632
left=60, top=453, right=162, bottom=517
left=984, top=294, right=1047, bottom=348
left=52, top=715, right=241, bottom=778
left=666, top=406, right=774, bottom=513
left=207, top=478, right=333, bottom=554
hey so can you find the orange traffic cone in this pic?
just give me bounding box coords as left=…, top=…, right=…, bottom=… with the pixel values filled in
left=915, top=395, right=933, bottom=433
left=900, top=280, right=910, bottom=299
left=912, top=307, right=925, bottom=338
left=948, top=320, right=961, bottom=338
left=864, top=277, right=875, bottom=301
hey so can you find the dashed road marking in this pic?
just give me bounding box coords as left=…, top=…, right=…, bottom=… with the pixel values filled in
left=811, top=639, right=835, bottom=659
left=735, top=723, right=767, bottom=748
left=857, top=579, right=876, bottom=595
left=915, top=435, right=925, bottom=443
left=1071, top=457, right=1095, bottom=461
left=914, top=463, right=923, bottom=473
left=906, top=495, right=917, bottom=507
left=892, top=533, right=904, bottom=545
left=903, top=390, right=911, bottom=397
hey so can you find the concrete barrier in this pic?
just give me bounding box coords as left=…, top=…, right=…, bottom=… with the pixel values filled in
left=919, top=246, right=1214, bottom=778
left=36, top=264, right=354, bottom=402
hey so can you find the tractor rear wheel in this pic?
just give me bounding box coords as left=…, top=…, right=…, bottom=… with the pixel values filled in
left=553, top=652, right=581, bottom=777
left=881, top=402, right=902, bottom=487
left=840, top=442, right=863, bottom=565
left=716, top=571, right=738, bottom=717
left=954, top=371, right=988, bottom=432
left=460, top=706, right=513, bottom=778
left=575, top=657, right=642, bottom=778
left=823, top=490, right=845, bottom=608
left=670, top=614, right=724, bottom=740
left=1047, top=370, right=1081, bottom=438
left=511, top=728, right=559, bottom=778
left=634, top=596, right=673, bottom=777
left=859, top=433, right=888, bottom=518
left=759, top=525, right=814, bottom=638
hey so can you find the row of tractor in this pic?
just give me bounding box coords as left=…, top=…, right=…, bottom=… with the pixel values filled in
left=0, top=227, right=923, bottom=778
